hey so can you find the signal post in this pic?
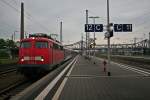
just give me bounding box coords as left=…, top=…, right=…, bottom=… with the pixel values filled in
left=85, top=0, right=132, bottom=76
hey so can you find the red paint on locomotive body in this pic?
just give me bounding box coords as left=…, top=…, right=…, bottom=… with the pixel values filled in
left=18, top=36, right=64, bottom=75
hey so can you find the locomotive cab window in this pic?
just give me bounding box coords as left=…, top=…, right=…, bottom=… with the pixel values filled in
left=21, top=41, right=31, bottom=48
left=35, top=41, right=48, bottom=48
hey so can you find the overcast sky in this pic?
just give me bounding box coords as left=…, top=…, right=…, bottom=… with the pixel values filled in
left=0, top=0, right=150, bottom=44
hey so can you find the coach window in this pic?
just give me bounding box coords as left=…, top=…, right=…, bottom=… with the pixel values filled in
left=35, top=41, right=48, bottom=48
left=21, top=41, right=31, bottom=48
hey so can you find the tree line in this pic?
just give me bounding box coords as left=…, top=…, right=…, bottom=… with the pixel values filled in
left=0, top=38, right=18, bottom=59
left=0, top=38, right=17, bottom=49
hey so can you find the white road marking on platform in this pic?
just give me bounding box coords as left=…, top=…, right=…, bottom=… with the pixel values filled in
left=52, top=56, right=78, bottom=100
left=35, top=56, right=78, bottom=100
left=113, top=62, right=150, bottom=76
left=66, top=75, right=146, bottom=78
left=95, top=57, right=150, bottom=76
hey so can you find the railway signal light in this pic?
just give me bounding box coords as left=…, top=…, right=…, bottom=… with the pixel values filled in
left=109, top=30, right=113, bottom=37
left=105, top=23, right=113, bottom=38
left=89, top=43, right=93, bottom=48
left=93, top=42, right=96, bottom=46
left=90, top=44, right=92, bottom=48
left=108, top=23, right=113, bottom=38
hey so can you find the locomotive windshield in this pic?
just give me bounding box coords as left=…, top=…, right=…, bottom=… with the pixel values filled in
left=21, top=41, right=31, bottom=48
left=35, top=41, right=48, bottom=48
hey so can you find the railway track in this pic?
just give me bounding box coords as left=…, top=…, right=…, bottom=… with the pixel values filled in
left=0, top=56, right=75, bottom=99
left=0, top=65, right=30, bottom=100
left=0, top=68, right=17, bottom=76
left=11, top=56, right=77, bottom=100
left=0, top=64, right=18, bottom=76
left=0, top=79, right=31, bottom=100
left=0, top=64, right=17, bottom=71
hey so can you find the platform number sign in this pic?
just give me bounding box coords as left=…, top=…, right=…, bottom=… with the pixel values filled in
left=95, top=24, right=103, bottom=32
left=123, top=24, right=132, bottom=32
left=114, top=24, right=132, bottom=32
left=85, top=24, right=103, bottom=32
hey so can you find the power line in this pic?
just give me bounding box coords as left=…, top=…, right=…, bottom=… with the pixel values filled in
left=0, top=0, right=20, bottom=30
left=0, top=0, right=21, bottom=13
left=89, top=8, right=150, bottom=36
left=10, top=0, right=18, bottom=6
left=25, top=11, right=51, bottom=32
left=0, top=0, right=51, bottom=32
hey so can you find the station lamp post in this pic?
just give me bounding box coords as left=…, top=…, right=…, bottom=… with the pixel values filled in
left=149, top=32, right=150, bottom=49
left=14, top=31, right=19, bottom=41
left=106, top=0, right=112, bottom=76
left=89, top=16, right=100, bottom=56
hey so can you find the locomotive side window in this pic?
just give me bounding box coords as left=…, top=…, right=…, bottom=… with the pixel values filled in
left=53, top=43, right=59, bottom=49
left=35, top=41, right=48, bottom=48
left=60, top=46, right=63, bottom=50
left=21, top=42, right=31, bottom=48
left=53, top=43, right=63, bottom=50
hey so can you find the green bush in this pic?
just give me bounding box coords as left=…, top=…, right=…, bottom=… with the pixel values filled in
left=0, top=51, right=9, bottom=58
left=0, top=59, right=18, bottom=64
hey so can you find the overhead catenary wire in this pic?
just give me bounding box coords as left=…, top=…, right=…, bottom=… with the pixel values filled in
left=88, top=6, right=150, bottom=39
left=0, top=0, right=51, bottom=33
left=87, top=5, right=150, bottom=45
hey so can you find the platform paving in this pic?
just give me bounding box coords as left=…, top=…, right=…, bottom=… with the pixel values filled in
left=55, top=55, right=150, bottom=100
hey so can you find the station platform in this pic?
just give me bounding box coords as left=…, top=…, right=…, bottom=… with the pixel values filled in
left=52, top=55, right=150, bottom=100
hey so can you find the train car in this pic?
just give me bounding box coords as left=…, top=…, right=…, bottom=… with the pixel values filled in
left=18, top=33, right=64, bottom=76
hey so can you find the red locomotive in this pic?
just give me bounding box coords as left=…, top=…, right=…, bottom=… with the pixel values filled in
left=18, top=33, right=65, bottom=77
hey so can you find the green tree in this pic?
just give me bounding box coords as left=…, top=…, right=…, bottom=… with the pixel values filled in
left=0, top=50, right=9, bottom=58
left=0, top=38, right=6, bottom=49
left=6, top=39, right=16, bottom=48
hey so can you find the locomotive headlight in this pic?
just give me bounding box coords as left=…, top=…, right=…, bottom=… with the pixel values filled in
left=41, top=56, right=44, bottom=61
left=32, top=37, right=35, bottom=39
left=21, top=58, right=24, bottom=62
left=41, top=58, right=44, bottom=61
